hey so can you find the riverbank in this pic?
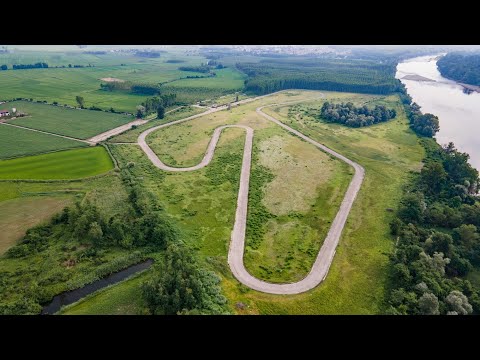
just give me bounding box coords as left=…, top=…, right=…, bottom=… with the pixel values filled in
left=396, top=54, right=480, bottom=171
left=458, top=82, right=480, bottom=94
left=41, top=259, right=153, bottom=314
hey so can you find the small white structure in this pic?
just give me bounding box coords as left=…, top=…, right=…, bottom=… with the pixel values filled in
left=12, top=108, right=16, bottom=113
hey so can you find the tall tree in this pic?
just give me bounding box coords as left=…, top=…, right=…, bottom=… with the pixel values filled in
left=157, top=105, right=165, bottom=119
left=75, top=96, right=85, bottom=108
left=418, top=292, right=440, bottom=315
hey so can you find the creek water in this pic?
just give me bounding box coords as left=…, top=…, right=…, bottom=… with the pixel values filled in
left=41, top=259, right=153, bottom=315
left=396, top=54, right=480, bottom=171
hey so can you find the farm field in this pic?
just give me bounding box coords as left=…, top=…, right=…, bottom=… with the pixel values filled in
left=0, top=147, right=113, bottom=180
left=111, top=90, right=424, bottom=314
left=8, top=101, right=133, bottom=139
left=0, top=50, right=246, bottom=112
left=0, top=196, right=72, bottom=255
left=0, top=123, right=87, bottom=159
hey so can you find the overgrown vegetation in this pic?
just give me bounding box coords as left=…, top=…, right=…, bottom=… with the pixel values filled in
left=387, top=140, right=480, bottom=315
left=141, top=244, right=229, bottom=315
left=0, top=142, right=229, bottom=315
left=320, top=101, right=396, bottom=127
left=437, top=52, right=480, bottom=86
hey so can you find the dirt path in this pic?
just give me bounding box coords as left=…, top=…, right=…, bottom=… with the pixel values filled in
left=88, top=119, right=149, bottom=144
left=137, top=93, right=365, bottom=295
left=0, top=122, right=94, bottom=145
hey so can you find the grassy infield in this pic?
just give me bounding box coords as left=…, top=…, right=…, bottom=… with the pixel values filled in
left=63, top=90, right=423, bottom=315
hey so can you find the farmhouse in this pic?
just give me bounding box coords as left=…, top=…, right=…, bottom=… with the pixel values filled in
left=0, top=110, right=10, bottom=117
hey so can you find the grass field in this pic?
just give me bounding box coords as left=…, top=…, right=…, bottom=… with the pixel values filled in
left=0, top=147, right=113, bottom=180
left=59, top=271, right=149, bottom=315
left=0, top=50, right=246, bottom=112
left=0, top=124, right=87, bottom=159
left=0, top=196, right=72, bottom=255
left=108, top=106, right=206, bottom=143
left=110, top=90, right=424, bottom=314
left=8, top=101, right=133, bottom=139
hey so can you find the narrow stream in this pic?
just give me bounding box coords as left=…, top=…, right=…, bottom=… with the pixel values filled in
left=41, top=259, right=153, bottom=315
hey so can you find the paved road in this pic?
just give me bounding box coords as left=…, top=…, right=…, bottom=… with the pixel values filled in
left=0, top=122, right=94, bottom=145
left=137, top=94, right=365, bottom=295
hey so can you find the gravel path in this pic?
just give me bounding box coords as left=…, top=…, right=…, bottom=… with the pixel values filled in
left=137, top=94, right=365, bottom=295
left=88, top=119, right=149, bottom=144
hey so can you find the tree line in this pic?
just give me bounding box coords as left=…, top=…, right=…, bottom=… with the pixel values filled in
left=437, top=52, right=480, bottom=87
left=320, top=101, right=396, bottom=127
left=399, top=84, right=440, bottom=137
left=178, top=65, right=211, bottom=73
left=136, top=94, right=177, bottom=119
left=100, top=81, right=161, bottom=96
left=12, top=62, right=48, bottom=70
left=387, top=140, right=480, bottom=315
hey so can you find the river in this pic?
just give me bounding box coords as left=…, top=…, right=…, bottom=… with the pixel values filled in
left=396, top=54, right=480, bottom=171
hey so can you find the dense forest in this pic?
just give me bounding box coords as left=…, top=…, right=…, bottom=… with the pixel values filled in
left=437, top=52, right=480, bottom=86
left=387, top=140, right=480, bottom=315
left=236, top=58, right=403, bottom=95
left=320, top=101, right=396, bottom=127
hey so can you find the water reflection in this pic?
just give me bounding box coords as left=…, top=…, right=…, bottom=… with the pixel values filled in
left=396, top=55, right=480, bottom=170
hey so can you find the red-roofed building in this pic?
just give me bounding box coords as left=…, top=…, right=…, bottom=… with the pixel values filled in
left=0, top=110, right=10, bottom=117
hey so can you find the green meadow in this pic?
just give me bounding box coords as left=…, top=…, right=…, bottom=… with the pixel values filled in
left=0, top=147, right=113, bottom=180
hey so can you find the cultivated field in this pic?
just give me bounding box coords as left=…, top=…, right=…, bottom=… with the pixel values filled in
left=0, top=50, right=245, bottom=112
left=8, top=101, right=133, bottom=139
left=0, top=147, right=113, bottom=180
left=0, top=124, right=87, bottom=159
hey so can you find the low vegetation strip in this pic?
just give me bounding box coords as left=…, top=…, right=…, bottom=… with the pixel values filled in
left=0, top=147, right=114, bottom=180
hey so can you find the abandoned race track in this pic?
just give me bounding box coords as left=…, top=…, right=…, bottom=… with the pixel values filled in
left=137, top=93, right=365, bottom=295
